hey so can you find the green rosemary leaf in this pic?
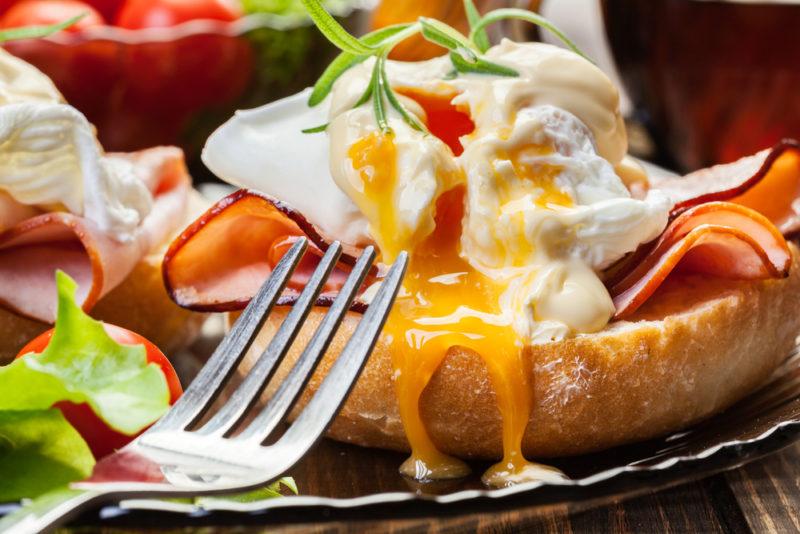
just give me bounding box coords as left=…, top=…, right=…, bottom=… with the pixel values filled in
left=380, top=66, right=426, bottom=132
left=449, top=51, right=518, bottom=77
left=300, top=0, right=374, bottom=55
left=308, top=23, right=416, bottom=107
left=418, top=17, right=477, bottom=61
left=0, top=14, right=84, bottom=43
left=371, top=55, right=389, bottom=133
left=302, top=123, right=328, bottom=133
left=362, top=22, right=416, bottom=46
left=463, top=0, right=490, bottom=52
left=309, top=53, right=368, bottom=106
left=470, top=8, right=591, bottom=62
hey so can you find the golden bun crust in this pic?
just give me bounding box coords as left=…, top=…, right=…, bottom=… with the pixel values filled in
left=249, top=244, right=800, bottom=459
left=0, top=191, right=209, bottom=364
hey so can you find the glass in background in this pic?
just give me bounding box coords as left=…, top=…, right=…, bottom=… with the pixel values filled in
left=601, top=0, right=800, bottom=172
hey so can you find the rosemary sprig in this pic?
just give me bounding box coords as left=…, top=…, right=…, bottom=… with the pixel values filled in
left=300, top=0, right=589, bottom=134
left=0, top=14, right=84, bottom=43
left=300, top=0, right=374, bottom=54
left=418, top=17, right=478, bottom=60
left=468, top=8, right=591, bottom=62
left=308, top=23, right=413, bottom=107
left=301, top=123, right=329, bottom=134
left=463, top=0, right=490, bottom=53
left=381, top=58, right=425, bottom=132
left=370, top=53, right=389, bottom=132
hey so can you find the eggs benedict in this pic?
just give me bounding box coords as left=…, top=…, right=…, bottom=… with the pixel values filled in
left=163, top=2, right=800, bottom=487
left=0, top=48, right=205, bottom=362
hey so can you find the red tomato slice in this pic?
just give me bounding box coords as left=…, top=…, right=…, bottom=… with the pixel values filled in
left=0, top=0, right=106, bottom=30
left=115, top=0, right=241, bottom=29
left=16, top=323, right=182, bottom=459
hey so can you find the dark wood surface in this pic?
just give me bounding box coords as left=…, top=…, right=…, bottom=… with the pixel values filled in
left=80, top=440, right=800, bottom=533
left=260, top=442, right=800, bottom=533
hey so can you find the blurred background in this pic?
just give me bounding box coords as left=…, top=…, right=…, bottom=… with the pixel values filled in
left=2, top=0, right=798, bottom=175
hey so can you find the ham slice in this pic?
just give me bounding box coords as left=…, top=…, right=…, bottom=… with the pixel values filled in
left=654, top=139, right=800, bottom=234
left=162, top=189, right=375, bottom=313
left=164, top=142, right=799, bottom=322
left=609, top=202, right=791, bottom=319
left=0, top=147, right=190, bottom=322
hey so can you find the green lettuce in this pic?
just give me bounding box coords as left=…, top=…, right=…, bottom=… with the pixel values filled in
left=0, top=272, right=297, bottom=506
left=0, top=271, right=171, bottom=502
left=0, top=410, right=93, bottom=502
left=0, top=271, right=170, bottom=434
left=195, top=478, right=299, bottom=506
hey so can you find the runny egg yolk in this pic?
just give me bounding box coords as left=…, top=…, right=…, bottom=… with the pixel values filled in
left=348, top=131, right=404, bottom=259
left=349, top=90, right=567, bottom=486
left=501, top=145, right=573, bottom=209
left=394, top=87, right=475, bottom=156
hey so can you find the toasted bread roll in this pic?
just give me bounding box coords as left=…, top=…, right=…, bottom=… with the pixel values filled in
left=245, top=244, right=800, bottom=459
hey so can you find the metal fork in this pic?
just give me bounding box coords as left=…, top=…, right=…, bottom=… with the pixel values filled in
left=0, top=237, right=407, bottom=534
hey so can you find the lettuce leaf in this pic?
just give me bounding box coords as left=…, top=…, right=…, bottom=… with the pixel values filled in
left=0, top=271, right=170, bottom=435
left=0, top=273, right=297, bottom=506
left=194, top=478, right=298, bottom=506
left=0, top=410, right=94, bottom=502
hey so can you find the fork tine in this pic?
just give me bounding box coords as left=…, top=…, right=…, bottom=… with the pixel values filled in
left=197, top=242, right=345, bottom=436
left=235, top=246, right=377, bottom=443
left=269, top=252, right=407, bottom=458
left=152, top=238, right=308, bottom=432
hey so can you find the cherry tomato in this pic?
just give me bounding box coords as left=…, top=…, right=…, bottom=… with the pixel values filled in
left=83, top=0, right=124, bottom=21
left=115, top=0, right=241, bottom=29
left=0, top=0, right=106, bottom=31
left=0, top=0, right=17, bottom=16
left=17, top=323, right=182, bottom=459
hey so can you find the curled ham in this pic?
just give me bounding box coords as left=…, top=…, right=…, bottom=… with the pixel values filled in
left=609, top=202, right=791, bottom=318
left=0, top=147, right=190, bottom=322
left=162, top=189, right=375, bottom=313
left=164, top=142, right=800, bottom=322
left=655, top=139, right=800, bottom=234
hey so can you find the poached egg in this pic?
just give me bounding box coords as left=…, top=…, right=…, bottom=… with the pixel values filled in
left=0, top=49, right=152, bottom=242
left=203, top=40, right=670, bottom=485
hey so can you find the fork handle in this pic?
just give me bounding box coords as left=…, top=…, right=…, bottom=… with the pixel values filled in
left=0, top=488, right=108, bottom=534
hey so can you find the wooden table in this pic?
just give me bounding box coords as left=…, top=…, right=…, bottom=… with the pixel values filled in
left=77, top=442, right=799, bottom=532
left=197, top=441, right=796, bottom=533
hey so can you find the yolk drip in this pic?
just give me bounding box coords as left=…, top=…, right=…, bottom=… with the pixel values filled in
left=348, top=131, right=406, bottom=261
left=384, top=187, right=562, bottom=486
left=501, top=145, right=573, bottom=208
left=350, top=90, right=566, bottom=486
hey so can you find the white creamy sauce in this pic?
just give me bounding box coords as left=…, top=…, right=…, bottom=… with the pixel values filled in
left=202, top=89, right=370, bottom=246
left=327, top=41, right=668, bottom=342
left=328, top=104, right=460, bottom=255
left=204, top=40, right=671, bottom=343
left=0, top=49, right=152, bottom=242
